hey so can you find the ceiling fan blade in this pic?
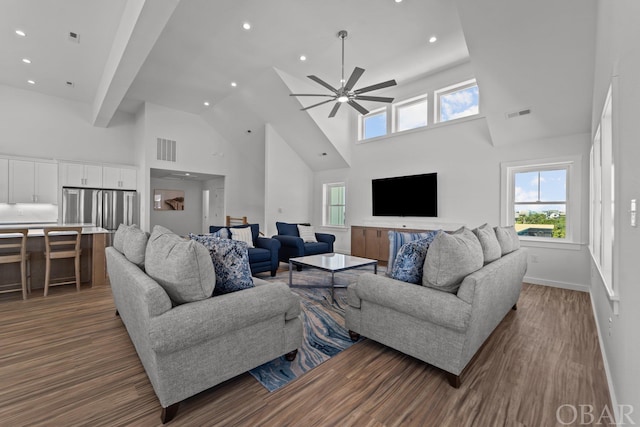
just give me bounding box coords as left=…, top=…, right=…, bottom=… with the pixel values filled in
left=353, top=79, right=398, bottom=95
left=344, top=67, right=365, bottom=92
left=355, top=95, right=395, bottom=103
left=301, top=99, right=335, bottom=111
left=348, top=100, right=369, bottom=115
left=328, top=102, right=342, bottom=118
left=290, top=93, right=336, bottom=97
left=307, top=75, right=339, bottom=94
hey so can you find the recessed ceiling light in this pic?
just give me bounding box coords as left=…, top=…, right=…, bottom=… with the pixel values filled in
left=429, top=36, right=438, bottom=43
left=299, top=55, right=307, bottom=61
left=22, top=58, right=31, bottom=64
left=395, top=0, right=403, bottom=3
left=27, top=80, right=35, bottom=85
left=231, top=82, right=237, bottom=87
left=15, top=29, right=26, bottom=37
left=242, top=22, right=251, bottom=30
left=203, top=101, right=210, bottom=106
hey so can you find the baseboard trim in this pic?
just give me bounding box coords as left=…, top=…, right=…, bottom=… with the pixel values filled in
left=523, top=275, right=590, bottom=293
left=589, top=289, right=619, bottom=425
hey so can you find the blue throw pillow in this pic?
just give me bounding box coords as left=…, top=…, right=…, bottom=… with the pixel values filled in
left=189, top=234, right=254, bottom=296
left=388, top=230, right=439, bottom=269
left=389, top=231, right=439, bottom=284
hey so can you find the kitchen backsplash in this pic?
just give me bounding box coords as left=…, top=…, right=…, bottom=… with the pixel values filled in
left=0, top=204, right=58, bottom=224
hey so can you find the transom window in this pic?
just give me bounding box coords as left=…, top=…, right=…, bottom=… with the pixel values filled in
left=323, top=182, right=346, bottom=226
left=435, top=79, right=479, bottom=123
left=361, top=109, right=387, bottom=140
left=393, top=95, right=428, bottom=132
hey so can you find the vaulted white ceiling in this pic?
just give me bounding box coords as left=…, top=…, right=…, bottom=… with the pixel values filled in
left=0, top=0, right=598, bottom=162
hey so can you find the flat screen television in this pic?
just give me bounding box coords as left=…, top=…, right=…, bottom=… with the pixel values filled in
left=372, top=173, right=437, bottom=217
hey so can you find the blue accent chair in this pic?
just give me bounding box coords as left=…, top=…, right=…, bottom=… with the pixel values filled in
left=209, top=223, right=281, bottom=277
left=273, top=222, right=336, bottom=264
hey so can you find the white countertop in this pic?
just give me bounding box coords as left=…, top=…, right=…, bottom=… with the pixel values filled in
left=0, top=223, right=110, bottom=236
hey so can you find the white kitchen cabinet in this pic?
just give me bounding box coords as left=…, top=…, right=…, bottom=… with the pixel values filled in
left=103, top=166, right=137, bottom=190
left=60, top=162, right=103, bottom=188
left=0, top=158, right=8, bottom=203
left=8, top=159, right=58, bottom=204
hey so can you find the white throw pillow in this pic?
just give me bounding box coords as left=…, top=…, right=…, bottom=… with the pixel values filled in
left=230, top=227, right=254, bottom=248
left=298, top=224, right=317, bottom=243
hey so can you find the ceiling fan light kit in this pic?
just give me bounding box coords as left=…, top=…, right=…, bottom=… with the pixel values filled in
left=290, top=30, right=397, bottom=118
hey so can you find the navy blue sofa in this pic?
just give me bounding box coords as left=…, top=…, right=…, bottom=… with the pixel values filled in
left=209, top=223, right=281, bottom=277
left=273, top=222, right=336, bottom=264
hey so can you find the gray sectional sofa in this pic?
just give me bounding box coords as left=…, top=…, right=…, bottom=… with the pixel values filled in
left=346, top=225, right=528, bottom=387
left=106, top=225, right=302, bottom=423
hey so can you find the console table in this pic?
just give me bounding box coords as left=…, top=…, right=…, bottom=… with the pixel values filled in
left=351, top=225, right=429, bottom=265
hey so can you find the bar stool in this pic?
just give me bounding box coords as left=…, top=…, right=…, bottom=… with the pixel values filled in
left=0, top=228, right=31, bottom=300
left=43, top=227, right=82, bottom=296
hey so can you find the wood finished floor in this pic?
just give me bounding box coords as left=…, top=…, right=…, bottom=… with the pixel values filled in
left=0, top=282, right=612, bottom=427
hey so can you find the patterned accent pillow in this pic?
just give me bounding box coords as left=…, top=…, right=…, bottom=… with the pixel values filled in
left=297, top=224, right=318, bottom=243
left=387, top=230, right=438, bottom=271
left=189, top=234, right=254, bottom=296
left=389, top=231, right=439, bottom=284
left=230, top=227, right=254, bottom=248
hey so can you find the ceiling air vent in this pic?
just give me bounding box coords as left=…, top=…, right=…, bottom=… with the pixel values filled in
left=157, top=138, right=177, bottom=162
left=68, top=31, right=80, bottom=43
left=506, top=108, right=531, bottom=119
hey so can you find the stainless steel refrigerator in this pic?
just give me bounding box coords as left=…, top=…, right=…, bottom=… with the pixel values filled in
left=62, top=187, right=138, bottom=231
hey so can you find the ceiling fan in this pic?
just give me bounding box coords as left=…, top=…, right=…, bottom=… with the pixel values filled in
left=290, top=30, right=397, bottom=118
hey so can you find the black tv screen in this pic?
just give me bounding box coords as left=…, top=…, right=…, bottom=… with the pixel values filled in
left=372, top=173, right=437, bottom=217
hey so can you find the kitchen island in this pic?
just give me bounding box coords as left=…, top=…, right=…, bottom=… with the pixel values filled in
left=0, top=224, right=109, bottom=293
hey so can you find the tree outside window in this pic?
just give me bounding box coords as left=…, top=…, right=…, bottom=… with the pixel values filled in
left=324, top=183, right=345, bottom=226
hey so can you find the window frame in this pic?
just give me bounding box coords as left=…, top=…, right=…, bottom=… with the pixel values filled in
left=501, top=156, right=582, bottom=247
left=392, top=94, right=428, bottom=133
left=359, top=108, right=388, bottom=141
left=434, top=78, right=479, bottom=124
left=323, top=182, right=346, bottom=227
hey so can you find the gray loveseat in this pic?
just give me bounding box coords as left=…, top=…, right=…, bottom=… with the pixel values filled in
left=346, top=225, right=527, bottom=387
left=106, top=225, right=302, bottom=423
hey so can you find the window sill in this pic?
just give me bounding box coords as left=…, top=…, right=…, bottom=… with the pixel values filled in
left=589, top=250, right=620, bottom=314
left=356, top=114, right=485, bottom=144
left=319, top=225, right=349, bottom=231
left=518, top=237, right=583, bottom=251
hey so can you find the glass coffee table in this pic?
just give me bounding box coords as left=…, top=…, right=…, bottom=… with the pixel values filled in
left=288, top=253, right=378, bottom=303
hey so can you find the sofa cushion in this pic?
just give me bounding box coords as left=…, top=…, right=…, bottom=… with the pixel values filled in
left=494, top=225, right=520, bottom=255
left=297, top=224, right=318, bottom=243
left=190, top=234, right=254, bottom=296
left=422, top=227, right=484, bottom=293
left=276, top=222, right=300, bottom=237
left=123, top=224, right=149, bottom=268
left=145, top=225, right=216, bottom=304
left=388, top=230, right=437, bottom=270
left=472, top=223, right=501, bottom=264
left=389, top=230, right=439, bottom=284
left=230, top=227, right=254, bottom=248
left=112, top=223, right=129, bottom=253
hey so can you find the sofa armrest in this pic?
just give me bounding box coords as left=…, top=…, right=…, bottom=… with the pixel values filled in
left=273, top=235, right=304, bottom=251
left=349, top=273, right=471, bottom=332
left=315, top=233, right=335, bottom=251
left=255, top=236, right=281, bottom=251
left=148, top=282, right=300, bottom=354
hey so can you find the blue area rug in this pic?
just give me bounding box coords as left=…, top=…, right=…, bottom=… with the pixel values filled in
left=249, top=267, right=376, bottom=392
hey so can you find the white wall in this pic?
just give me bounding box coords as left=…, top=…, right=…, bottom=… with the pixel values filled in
left=265, top=124, right=313, bottom=237
left=138, top=102, right=265, bottom=232
left=0, top=84, right=135, bottom=163
left=590, top=1, right=640, bottom=421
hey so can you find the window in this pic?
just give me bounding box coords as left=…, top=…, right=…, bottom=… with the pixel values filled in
left=435, top=79, right=479, bottom=123
left=394, top=95, right=428, bottom=132
left=502, top=156, right=581, bottom=244
left=590, top=84, right=614, bottom=296
left=362, top=109, right=387, bottom=140
left=323, top=183, right=346, bottom=226
left=513, top=168, right=567, bottom=238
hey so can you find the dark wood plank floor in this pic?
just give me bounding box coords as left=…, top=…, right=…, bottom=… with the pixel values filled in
left=0, top=282, right=612, bottom=426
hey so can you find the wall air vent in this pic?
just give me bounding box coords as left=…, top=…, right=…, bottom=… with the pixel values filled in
left=68, top=31, right=80, bottom=43
left=506, top=108, right=531, bottom=119
left=157, top=138, right=177, bottom=162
